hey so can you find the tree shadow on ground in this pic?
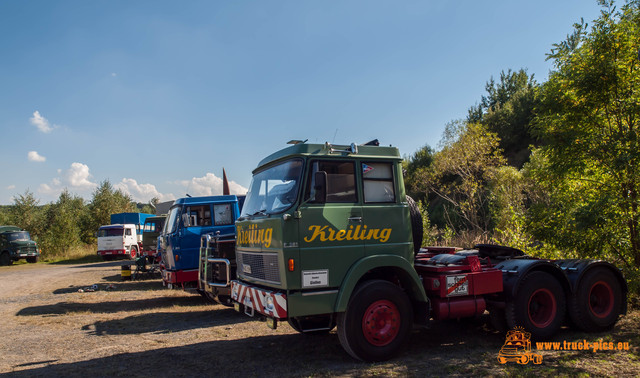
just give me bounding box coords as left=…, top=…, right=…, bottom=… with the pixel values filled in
left=82, top=308, right=250, bottom=336
left=70, top=260, right=133, bottom=268
left=49, top=256, right=103, bottom=265
left=16, top=295, right=207, bottom=316
left=6, top=320, right=599, bottom=378
left=52, top=279, right=167, bottom=294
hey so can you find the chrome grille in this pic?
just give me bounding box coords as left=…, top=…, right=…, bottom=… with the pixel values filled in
left=237, top=251, right=281, bottom=284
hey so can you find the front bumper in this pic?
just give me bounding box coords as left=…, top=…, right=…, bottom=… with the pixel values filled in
left=230, top=280, right=288, bottom=319
left=98, top=249, right=126, bottom=256
left=162, top=269, right=198, bottom=285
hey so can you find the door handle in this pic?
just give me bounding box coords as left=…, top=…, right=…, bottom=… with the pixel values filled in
left=348, top=216, right=362, bottom=222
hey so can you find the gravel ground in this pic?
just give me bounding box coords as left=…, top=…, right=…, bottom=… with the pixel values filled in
left=0, top=262, right=638, bottom=377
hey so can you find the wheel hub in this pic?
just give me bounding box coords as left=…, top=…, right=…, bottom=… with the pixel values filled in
left=589, top=281, right=614, bottom=318
left=362, top=300, right=400, bottom=346
left=528, top=288, right=557, bottom=328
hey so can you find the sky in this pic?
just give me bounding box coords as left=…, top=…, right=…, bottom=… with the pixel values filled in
left=0, top=0, right=605, bottom=205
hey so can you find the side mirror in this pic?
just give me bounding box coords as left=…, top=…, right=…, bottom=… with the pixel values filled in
left=314, top=171, right=327, bottom=203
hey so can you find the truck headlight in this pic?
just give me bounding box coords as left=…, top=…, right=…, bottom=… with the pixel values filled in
left=231, top=284, right=239, bottom=298
left=265, top=296, right=274, bottom=311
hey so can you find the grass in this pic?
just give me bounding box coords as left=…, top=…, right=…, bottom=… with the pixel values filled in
left=43, top=244, right=103, bottom=264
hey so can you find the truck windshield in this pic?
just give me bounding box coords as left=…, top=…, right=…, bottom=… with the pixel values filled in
left=242, top=158, right=303, bottom=216
left=98, top=228, right=124, bottom=237
left=166, top=206, right=181, bottom=234
left=7, top=231, right=30, bottom=241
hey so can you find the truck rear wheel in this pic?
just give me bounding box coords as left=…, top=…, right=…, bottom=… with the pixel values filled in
left=569, top=268, right=623, bottom=332
left=505, top=271, right=565, bottom=339
left=337, top=280, right=413, bottom=361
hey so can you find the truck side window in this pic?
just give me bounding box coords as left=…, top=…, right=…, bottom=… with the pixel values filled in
left=305, top=160, right=357, bottom=203
left=185, top=205, right=212, bottom=227
left=125, top=228, right=132, bottom=236
left=214, top=204, right=233, bottom=225
left=362, top=162, right=395, bottom=203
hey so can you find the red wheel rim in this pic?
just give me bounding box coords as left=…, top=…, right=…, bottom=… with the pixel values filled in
left=362, top=299, right=400, bottom=346
left=589, top=280, right=614, bottom=318
left=527, top=288, right=557, bottom=328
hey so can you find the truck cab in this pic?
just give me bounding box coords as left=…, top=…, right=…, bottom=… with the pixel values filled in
left=141, top=215, right=166, bottom=258
left=160, top=195, right=242, bottom=289
left=97, top=224, right=139, bottom=260
left=231, top=141, right=425, bottom=352
left=0, top=226, right=40, bottom=265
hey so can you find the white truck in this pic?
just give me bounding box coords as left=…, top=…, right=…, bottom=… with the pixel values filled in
left=97, top=213, right=154, bottom=260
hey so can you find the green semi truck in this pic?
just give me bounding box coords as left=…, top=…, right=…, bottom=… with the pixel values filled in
left=230, top=140, right=627, bottom=361
left=0, top=226, right=40, bottom=265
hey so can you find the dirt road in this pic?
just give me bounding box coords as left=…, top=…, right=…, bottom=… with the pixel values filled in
left=0, top=262, right=638, bottom=377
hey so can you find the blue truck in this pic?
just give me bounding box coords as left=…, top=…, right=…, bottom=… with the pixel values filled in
left=159, top=195, right=244, bottom=290
left=97, top=212, right=155, bottom=260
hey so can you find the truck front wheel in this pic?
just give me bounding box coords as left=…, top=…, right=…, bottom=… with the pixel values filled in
left=130, top=246, right=138, bottom=259
left=0, top=252, right=11, bottom=266
left=337, top=280, right=413, bottom=362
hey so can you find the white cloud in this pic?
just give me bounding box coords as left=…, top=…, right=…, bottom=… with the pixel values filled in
left=115, top=178, right=175, bottom=203
left=6, top=185, right=15, bottom=190
left=65, top=162, right=97, bottom=190
left=178, top=172, right=247, bottom=197
left=38, top=162, right=97, bottom=198
left=27, top=151, right=46, bottom=162
left=111, top=72, right=117, bottom=77
left=29, top=111, right=55, bottom=133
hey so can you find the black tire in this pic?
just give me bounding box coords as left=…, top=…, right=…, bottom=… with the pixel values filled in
left=288, top=316, right=335, bottom=335
left=0, top=252, right=12, bottom=266
left=26, top=256, right=38, bottom=264
left=569, top=268, right=623, bottom=332
left=505, top=271, right=565, bottom=340
left=337, top=280, right=413, bottom=362
left=130, top=246, right=138, bottom=259
left=406, top=195, right=423, bottom=253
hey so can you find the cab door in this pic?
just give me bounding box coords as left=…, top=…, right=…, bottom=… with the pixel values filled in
left=298, top=159, right=363, bottom=290
left=360, top=161, right=412, bottom=259
left=179, top=204, right=213, bottom=270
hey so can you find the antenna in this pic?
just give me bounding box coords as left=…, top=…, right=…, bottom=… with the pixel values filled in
left=332, top=128, right=338, bottom=144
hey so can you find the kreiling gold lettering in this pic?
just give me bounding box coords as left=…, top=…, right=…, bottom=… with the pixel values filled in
left=304, top=225, right=392, bottom=243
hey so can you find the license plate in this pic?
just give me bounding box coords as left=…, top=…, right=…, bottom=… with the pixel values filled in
left=105, top=251, right=112, bottom=255
left=243, top=296, right=253, bottom=308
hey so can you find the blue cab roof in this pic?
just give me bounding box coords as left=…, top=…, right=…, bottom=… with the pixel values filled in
left=172, top=195, right=241, bottom=206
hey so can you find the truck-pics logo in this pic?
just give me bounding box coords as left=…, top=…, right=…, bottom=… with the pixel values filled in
left=237, top=224, right=273, bottom=248
left=497, top=328, right=543, bottom=365
left=303, top=224, right=391, bottom=243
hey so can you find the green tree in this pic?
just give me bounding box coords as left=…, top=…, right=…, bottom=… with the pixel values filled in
left=468, top=69, right=539, bottom=167
left=39, top=189, right=85, bottom=257
left=403, top=144, right=434, bottom=203
left=82, top=180, right=136, bottom=243
left=9, top=190, right=43, bottom=239
left=415, top=121, right=506, bottom=242
left=532, top=0, right=640, bottom=272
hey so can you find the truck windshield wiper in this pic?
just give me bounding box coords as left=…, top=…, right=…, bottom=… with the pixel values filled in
left=252, top=209, right=268, bottom=216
